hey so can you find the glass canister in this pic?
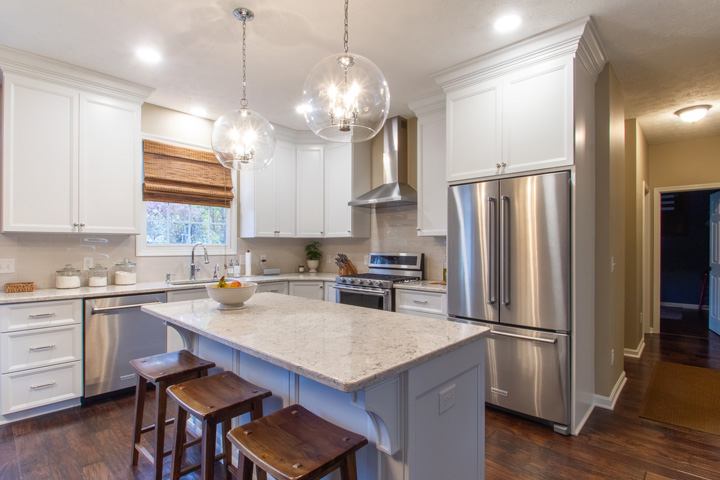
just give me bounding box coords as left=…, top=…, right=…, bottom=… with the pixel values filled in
left=88, top=265, right=108, bottom=287
left=56, top=264, right=81, bottom=289
left=114, top=258, right=137, bottom=285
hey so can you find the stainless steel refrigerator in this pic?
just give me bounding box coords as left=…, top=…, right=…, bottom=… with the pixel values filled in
left=447, top=171, right=571, bottom=432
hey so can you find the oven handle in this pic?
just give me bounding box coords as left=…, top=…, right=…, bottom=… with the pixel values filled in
left=334, top=286, right=389, bottom=297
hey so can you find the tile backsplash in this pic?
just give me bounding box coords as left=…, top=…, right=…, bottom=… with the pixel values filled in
left=0, top=206, right=445, bottom=289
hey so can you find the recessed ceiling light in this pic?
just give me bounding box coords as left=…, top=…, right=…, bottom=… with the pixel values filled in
left=674, top=104, right=712, bottom=123
left=494, top=14, right=522, bottom=33
left=190, top=107, right=207, bottom=117
left=136, top=47, right=162, bottom=64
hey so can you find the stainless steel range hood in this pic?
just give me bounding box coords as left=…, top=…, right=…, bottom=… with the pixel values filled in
left=348, top=116, right=417, bottom=208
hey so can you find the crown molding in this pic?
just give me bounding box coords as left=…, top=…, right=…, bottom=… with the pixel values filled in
left=433, top=16, right=607, bottom=92
left=408, top=92, right=446, bottom=117
left=0, top=44, right=154, bottom=103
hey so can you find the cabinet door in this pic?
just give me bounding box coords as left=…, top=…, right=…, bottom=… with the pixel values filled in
left=324, top=282, right=337, bottom=303
left=253, top=156, right=279, bottom=237
left=417, top=114, right=447, bottom=236
left=2, top=74, right=79, bottom=232
left=324, top=144, right=352, bottom=237
left=289, top=281, right=325, bottom=300
left=256, top=281, right=289, bottom=294
left=503, top=57, right=573, bottom=172
left=275, top=141, right=297, bottom=237
left=296, top=145, right=324, bottom=237
left=446, top=80, right=502, bottom=182
left=79, top=94, right=141, bottom=234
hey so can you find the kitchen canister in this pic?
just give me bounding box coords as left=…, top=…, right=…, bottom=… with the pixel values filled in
left=56, top=264, right=81, bottom=289
left=88, top=265, right=108, bottom=287
left=114, top=258, right=137, bottom=285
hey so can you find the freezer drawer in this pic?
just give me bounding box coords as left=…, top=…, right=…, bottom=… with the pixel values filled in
left=485, top=323, right=569, bottom=426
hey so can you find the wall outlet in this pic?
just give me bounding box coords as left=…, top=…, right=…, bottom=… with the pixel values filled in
left=438, top=383, right=457, bottom=414
left=0, top=259, right=15, bottom=274
left=83, top=256, right=94, bottom=270
left=260, top=254, right=267, bottom=262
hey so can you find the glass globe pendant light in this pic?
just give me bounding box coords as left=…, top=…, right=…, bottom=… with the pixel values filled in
left=302, top=0, right=390, bottom=143
left=212, top=8, right=276, bottom=171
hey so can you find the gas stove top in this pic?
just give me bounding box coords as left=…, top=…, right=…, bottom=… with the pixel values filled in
left=335, top=273, right=421, bottom=289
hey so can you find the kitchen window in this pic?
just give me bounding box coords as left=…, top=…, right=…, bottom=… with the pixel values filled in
left=136, top=136, right=238, bottom=256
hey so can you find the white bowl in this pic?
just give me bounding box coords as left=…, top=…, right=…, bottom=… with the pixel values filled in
left=205, top=282, right=257, bottom=309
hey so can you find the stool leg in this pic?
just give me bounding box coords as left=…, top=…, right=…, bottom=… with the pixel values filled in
left=249, top=401, right=267, bottom=480
left=201, top=420, right=216, bottom=480
left=154, top=380, right=168, bottom=480
left=221, top=419, right=232, bottom=479
left=170, top=404, right=188, bottom=480
left=131, top=375, right=148, bottom=466
left=241, top=454, right=254, bottom=480
left=339, top=452, right=359, bottom=480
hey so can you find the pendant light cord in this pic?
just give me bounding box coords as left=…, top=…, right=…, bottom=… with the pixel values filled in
left=241, top=16, right=248, bottom=108
left=344, top=0, right=349, bottom=54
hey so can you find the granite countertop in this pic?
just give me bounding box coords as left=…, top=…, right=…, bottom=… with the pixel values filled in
left=143, top=293, right=488, bottom=393
left=394, top=280, right=447, bottom=293
left=0, top=273, right=338, bottom=305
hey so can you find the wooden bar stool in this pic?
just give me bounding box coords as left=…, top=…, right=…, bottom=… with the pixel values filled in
left=167, top=371, right=272, bottom=480
left=130, top=349, right=215, bottom=480
left=227, top=404, right=368, bottom=480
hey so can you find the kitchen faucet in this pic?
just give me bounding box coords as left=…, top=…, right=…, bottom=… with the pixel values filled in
left=190, top=243, right=209, bottom=280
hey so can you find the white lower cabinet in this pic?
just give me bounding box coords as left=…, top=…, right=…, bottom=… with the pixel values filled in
left=395, top=290, right=447, bottom=320
left=256, top=281, right=289, bottom=295
left=289, top=281, right=324, bottom=301
left=0, top=299, right=83, bottom=416
left=324, top=282, right=337, bottom=303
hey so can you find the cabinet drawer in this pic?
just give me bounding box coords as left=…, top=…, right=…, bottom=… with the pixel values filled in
left=396, top=290, right=447, bottom=315
left=0, top=299, right=82, bottom=333
left=1, top=361, right=83, bottom=415
left=256, top=282, right=288, bottom=295
left=1, top=324, right=82, bottom=374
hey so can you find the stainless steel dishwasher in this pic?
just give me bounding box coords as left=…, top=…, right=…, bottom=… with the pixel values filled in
left=84, top=292, right=167, bottom=398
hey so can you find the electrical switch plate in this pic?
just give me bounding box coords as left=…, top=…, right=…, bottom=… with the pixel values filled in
left=83, top=256, right=94, bottom=270
left=438, top=383, right=456, bottom=414
left=260, top=254, right=267, bottom=262
left=0, top=259, right=15, bottom=274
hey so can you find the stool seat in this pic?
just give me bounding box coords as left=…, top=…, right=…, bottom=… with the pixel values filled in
left=228, top=404, right=368, bottom=480
left=130, top=349, right=215, bottom=383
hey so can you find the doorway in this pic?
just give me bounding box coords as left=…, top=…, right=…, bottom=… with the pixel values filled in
left=655, top=186, right=720, bottom=338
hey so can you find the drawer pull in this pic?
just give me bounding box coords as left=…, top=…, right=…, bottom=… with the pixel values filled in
left=29, top=344, right=56, bottom=351
left=28, top=312, right=57, bottom=319
left=30, top=381, right=56, bottom=390
left=412, top=300, right=428, bottom=304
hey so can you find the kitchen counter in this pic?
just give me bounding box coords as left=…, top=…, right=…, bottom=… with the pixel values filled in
left=0, top=272, right=338, bottom=305
left=142, top=292, right=487, bottom=392
left=394, top=280, right=447, bottom=293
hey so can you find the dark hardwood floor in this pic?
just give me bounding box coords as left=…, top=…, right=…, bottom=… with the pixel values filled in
left=2, top=315, right=719, bottom=479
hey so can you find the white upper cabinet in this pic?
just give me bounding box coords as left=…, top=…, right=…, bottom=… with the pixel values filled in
left=323, top=142, right=370, bottom=238
left=296, top=145, right=325, bottom=238
left=0, top=48, right=152, bottom=233
left=434, top=18, right=606, bottom=183
left=410, top=95, right=448, bottom=236
left=240, top=140, right=296, bottom=238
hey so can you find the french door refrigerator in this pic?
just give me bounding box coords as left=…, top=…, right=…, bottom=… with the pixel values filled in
left=447, top=171, right=571, bottom=432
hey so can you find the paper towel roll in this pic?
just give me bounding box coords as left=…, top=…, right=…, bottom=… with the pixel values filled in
left=245, top=250, right=252, bottom=276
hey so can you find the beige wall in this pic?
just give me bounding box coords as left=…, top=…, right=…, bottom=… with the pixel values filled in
left=594, top=64, right=626, bottom=397
left=0, top=105, right=444, bottom=289
left=623, top=119, right=649, bottom=351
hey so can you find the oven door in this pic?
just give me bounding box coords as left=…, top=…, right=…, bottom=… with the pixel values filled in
left=335, top=286, right=392, bottom=311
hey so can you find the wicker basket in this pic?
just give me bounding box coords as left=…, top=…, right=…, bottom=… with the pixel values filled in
left=4, top=282, right=35, bottom=293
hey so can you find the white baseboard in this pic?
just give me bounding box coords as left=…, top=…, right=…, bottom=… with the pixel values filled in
left=572, top=403, right=595, bottom=435
left=660, top=302, right=708, bottom=311
left=624, top=337, right=645, bottom=358
left=594, top=371, right=627, bottom=410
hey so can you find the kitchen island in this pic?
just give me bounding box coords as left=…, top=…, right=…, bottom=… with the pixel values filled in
left=143, top=293, right=489, bottom=480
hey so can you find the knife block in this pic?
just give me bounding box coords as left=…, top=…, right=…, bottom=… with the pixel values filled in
left=339, top=261, right=358, bottom=275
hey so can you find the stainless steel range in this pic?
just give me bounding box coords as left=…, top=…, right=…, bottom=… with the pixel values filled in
left=335, top=253, right=424, bottom=311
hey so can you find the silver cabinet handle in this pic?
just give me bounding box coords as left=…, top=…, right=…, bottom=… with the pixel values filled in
left=31, top=381, right=57, bottom=389
left=29, top=344, right=56, bottom=351
left=29, top=312, right=56, bottom=319
left=80, top=222, right=86, bottom=227
left=413, top=299, right=428, bottom=304
left=491, top=331, right=556, bottom=344
left=487, top=197, right=497, bottom=305
left=501, top=162, right=507, bottom=167
left=73, top=222, right=79, bottom=227
left=91, top=301, right=163, bottom=314
left=500, top=195, right=511, bottom=306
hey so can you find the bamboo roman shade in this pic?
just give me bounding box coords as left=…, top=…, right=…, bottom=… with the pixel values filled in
left=142, top=140, right=234, bottom=208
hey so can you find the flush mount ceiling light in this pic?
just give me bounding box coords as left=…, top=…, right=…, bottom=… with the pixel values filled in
left=494, top=14, right=522, bottom=33
left=136, top=47, right=162, bottom=64
left=211, top=8, right=276, bottom=171
left=301, top=0, right=390, bottom=143
left=674, top=104, right=712, bottom=123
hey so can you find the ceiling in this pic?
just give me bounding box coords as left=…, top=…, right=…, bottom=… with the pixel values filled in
left=1, top=0, right=718, bottom=145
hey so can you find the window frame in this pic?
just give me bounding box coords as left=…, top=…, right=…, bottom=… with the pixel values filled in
left=136, top=134, right=238, bottom=257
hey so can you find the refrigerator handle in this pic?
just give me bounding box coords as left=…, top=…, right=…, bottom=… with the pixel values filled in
left=487, top=197, right=497, bottom=305
left=501, top=195, right=510, bottom=306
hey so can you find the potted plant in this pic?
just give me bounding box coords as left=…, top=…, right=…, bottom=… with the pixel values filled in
left=304, top=241, right=323, bottom=273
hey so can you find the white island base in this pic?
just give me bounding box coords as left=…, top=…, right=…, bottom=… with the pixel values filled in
left=192, top=334, right=485, bottom=480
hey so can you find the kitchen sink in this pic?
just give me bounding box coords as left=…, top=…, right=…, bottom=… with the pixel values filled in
left=167, top=278, right=218, bottom=286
